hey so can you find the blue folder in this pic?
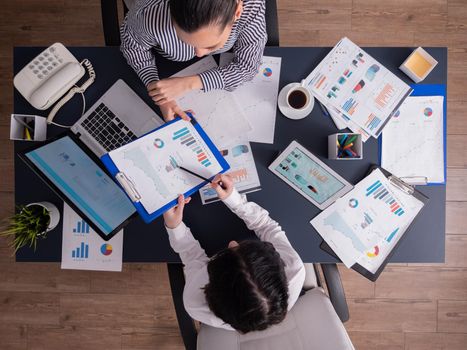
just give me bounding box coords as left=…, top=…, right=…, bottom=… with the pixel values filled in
left=101, top=115, right=230, bottom=223
left=379, top=83, right=447, bottom=185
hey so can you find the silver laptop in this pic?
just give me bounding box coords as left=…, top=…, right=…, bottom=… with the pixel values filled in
left=71, top=79, right=163, bottom=157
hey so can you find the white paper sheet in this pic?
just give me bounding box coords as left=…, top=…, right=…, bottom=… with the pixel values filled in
left=173, top=56, right=251, bottom=146
left=381, top=96, right=445, bottom=184
left=220, top=54, right=281, bottom=144
left=61, top=203, right=123, bottom=271
left=305, top=37, right=411, bottom=138
left=311, top=169, right=424, bottom=273
left=199, top=135, right=261, bottom=204
left=108, top=119, right=224, bottom=214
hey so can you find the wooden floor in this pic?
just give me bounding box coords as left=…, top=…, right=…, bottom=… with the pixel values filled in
left=1, top=0, right=466, bottom=349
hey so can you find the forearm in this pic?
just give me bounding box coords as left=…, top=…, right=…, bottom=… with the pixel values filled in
left=166, top=222, right=209, bottom=275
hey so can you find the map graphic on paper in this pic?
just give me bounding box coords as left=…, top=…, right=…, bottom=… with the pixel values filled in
left=382, top=95, right=445, bottom=184
left=305, top=37, right=412, bottom=138
left=173, top=56, right=251, bottom=146
left=311, top=169, right=424, bottom=273
left=220, top=54, right=282, bottom=144
left=108, top=120, right=224, bottom=214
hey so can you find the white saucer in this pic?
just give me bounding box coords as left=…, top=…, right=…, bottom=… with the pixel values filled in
left=278, top=83, right=315, bottom=120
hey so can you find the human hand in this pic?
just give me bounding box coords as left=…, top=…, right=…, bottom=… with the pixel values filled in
left=158, top=100, right=190, bottom=122
left=163, top=194, right=191, bottom=229
left=148, top=76, right=202, bottom=105
left=211, top=174, right=234, bottom=200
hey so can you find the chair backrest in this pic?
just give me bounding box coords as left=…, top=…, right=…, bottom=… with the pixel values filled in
left=197, top=288, right=354, bottom=350
left=101, top=0, right=279, bottom=46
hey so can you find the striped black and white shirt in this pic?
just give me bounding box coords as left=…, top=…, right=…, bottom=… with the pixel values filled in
left=120, top=0, right=267, bottom=91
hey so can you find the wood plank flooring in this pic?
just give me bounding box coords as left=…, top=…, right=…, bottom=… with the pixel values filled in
left=1, top=0, right=466, bottom=349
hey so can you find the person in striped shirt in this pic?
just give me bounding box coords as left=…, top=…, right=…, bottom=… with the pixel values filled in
left=120, top=0, right=267, bottom=121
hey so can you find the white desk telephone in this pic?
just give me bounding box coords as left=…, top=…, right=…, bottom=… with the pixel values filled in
left=14, top=43, right=95, bottom=116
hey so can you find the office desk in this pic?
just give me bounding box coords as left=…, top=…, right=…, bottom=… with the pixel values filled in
left=14, top=46, right=447, bottom=263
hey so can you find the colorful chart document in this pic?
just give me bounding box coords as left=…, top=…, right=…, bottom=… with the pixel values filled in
left=311, top=168, right=424, bottom=273
left=305, top=37, right=412, bottom=138
left=61, top=203, right=123, bottom=271
left=381, top=95, right=445, bottom=184
left=173, top=57, right=251, bottom=146
left=199, top=136, right=261, bottom=204
left=108, top=119, right=225, bottom=214
left=220, top=53, right=282, bottom=144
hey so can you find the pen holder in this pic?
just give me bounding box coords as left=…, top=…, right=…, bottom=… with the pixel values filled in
left=328, top=133, right=363, bottom=160
left=10, top=114, right=47, bottom=141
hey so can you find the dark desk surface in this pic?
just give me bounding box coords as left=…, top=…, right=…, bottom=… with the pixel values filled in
left=14, top=46, right=447, bottom=263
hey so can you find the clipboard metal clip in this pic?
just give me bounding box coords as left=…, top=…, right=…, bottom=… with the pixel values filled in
left=115, top=172, right=142, bottom=202
left=388, top=175, right=414, bottom=195
left=399, top=176, right=428, bottom=186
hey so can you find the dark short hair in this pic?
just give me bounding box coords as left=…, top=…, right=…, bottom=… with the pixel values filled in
left=204, top=240, right=289, bottom=333
left=169, top=0, right=238, bottom=33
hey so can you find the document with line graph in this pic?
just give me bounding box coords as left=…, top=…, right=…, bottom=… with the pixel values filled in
left=311, top=168, right=425, bottom=274
left=305, top=37, right=412, bottom=138
left=103, top=118, right=229, bottom=218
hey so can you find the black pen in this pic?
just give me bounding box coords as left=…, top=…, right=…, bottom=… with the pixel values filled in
left=179, top=166, right=225, bottom=189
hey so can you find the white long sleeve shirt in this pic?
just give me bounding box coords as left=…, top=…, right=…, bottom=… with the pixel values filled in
left=166, top=189, right=306, bottom=331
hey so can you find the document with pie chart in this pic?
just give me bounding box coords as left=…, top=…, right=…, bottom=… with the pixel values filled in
left=310, top=168, right=424, bottom=273
left=61, top=203, right=123, bottom=271
left=105, top=118, right=228, bottom=216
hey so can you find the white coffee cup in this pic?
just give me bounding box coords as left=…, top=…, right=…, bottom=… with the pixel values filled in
left=286, top=80, right=313, bottom=110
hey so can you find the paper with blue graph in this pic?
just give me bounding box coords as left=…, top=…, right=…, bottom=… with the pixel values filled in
left=106, top=119, right=227, bottom=215
left=61, top=203, right=123, bottom=271
left=310, top=168, right=424, bottom=273
left=305, top=37, right=412, bottom=139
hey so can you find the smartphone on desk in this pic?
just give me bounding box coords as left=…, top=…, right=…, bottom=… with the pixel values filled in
left=14, top=43, right=86, bottom=110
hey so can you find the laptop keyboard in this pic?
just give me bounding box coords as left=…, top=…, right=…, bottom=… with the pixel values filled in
left=81, top=102, right=137, bottom=151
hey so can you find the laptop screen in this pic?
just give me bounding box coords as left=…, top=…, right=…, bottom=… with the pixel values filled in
left=24, top=135, right=136, bottom=235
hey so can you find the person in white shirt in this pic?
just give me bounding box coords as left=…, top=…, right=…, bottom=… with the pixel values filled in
left=163, top=174, right=306, bottom=333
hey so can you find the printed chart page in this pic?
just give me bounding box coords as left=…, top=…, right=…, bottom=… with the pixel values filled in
left=311, top=169, right=424, bottom=273
left=382, top=95, right=445, bottom=184
left=199, top=135, right=261, bottom=204
left=305, top=37, right=411, bottom=138
left=109, top=120, right=224, bottom=214
left=61, top=204, right=123, bottom=272
left=220, top=53, right=282, bottom=144
left=173, top=56, right=251, bottom=146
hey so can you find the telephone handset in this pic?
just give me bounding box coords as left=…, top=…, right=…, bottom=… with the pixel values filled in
left=14, top=43, right=95, bottom=111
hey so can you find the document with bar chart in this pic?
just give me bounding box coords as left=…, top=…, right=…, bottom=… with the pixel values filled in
left=104, top=118, right=229, bottom=218
left=311, top=168, right=425, bottom=274
left=199, top=135, right=261, bottom=204
left=61, top=203, right=123, bottom=271
left=305, top=37, right=412, bottom=138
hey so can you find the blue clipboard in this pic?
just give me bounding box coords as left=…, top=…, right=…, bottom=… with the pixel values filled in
left=100, top=115, right=230, bottom=223
left=379, top=84, right=447, bottom=185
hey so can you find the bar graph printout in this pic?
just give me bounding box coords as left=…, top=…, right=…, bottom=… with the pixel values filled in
left=305, top=37, right=412, bottom=138
left=310, top=169, right=424, bottom=273
left=108, top=119, right=224, bottom=214
left=61, top=203, right=123, bottom=271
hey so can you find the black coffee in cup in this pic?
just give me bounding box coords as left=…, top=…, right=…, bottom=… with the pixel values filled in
left=288, top=89, right=308, bottom=109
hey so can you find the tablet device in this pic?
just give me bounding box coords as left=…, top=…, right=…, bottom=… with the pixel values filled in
left=19, top=132, right=137, bottom=241
left=269, top=140, right=353, bottom=209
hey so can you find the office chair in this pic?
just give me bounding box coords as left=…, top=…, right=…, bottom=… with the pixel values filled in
left=100, top=0, right=280, bottom=46
left=167, top=263, right=354, bottom=350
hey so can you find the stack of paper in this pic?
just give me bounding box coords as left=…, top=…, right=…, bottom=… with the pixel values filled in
left=305, top=37, right=412, bottom=141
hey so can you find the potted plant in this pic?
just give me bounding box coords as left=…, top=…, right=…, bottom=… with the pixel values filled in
left=0, top=202, right=60, bottom=253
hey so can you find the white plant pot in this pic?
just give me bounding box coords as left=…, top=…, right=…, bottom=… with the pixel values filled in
left=26, top=201, right=60, bottom=232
